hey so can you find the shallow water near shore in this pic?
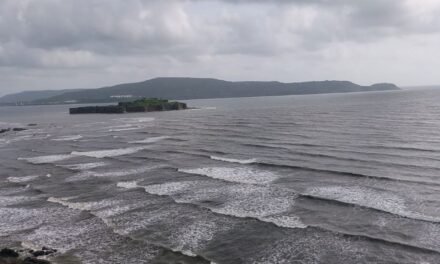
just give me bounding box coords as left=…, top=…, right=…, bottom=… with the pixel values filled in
left=1, top=89, right=440, bottom=263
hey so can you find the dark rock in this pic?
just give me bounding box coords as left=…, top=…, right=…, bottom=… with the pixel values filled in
left=12, top=128, right=27, bottom=132
left=27, top=124, right=37, bottom=126
left=22, top=257, right=51, bottom=264
left=32, top=251, right=45, bottom=257
left=0, top=248, right=19, bottom=258
left=0, top=128, right=11, bottom=134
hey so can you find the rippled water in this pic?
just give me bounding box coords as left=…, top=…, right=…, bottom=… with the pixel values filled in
left=1, top=89, right=440, bottom=263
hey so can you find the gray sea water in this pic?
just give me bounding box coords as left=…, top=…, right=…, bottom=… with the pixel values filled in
left=1, top=88, right=440, bottom=263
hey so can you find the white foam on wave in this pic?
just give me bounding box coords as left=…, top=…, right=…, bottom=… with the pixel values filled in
left=7, top=175, right=39, bottom=183
left=128, top=136, right=170, bottom=144
left=210, top=156, right=257, bottom=164
left=169, top=219, right=229, bottom=258
left=18, top=154, right=74, bottom=164
left=114, top=117, right=155, bottom=123
left=67, top=165, right=157, bottom=181
left=306, top=186, right=440, bottom=223
left=51, top=135, right=83, bottom=141
left=205, top=185, right=306, bottom=229
left=0, top=208, right=46, bottom=235
left=48, top=197, right=120, bottom=212
left=0, top=195, right=36, bottom=206
left=71, top=146, right=148, bottom=158
left=306, top=186, right=405, bottom=213
left=117, top=181, right=194, bottom=196
left=116, top=181, right=139, bottom=189
left=189, top=107, right=216, bottom=111
left=120, top=180, right=306, bottom=229
left=109, top=126, right=144, bottom=132
left=143, top=182, right=193, bottom=195
left=178, top=167, right=278, bottom=185
left=60, top=162, right=108, bottom=170
left=90, top=166, right=155, bottom=177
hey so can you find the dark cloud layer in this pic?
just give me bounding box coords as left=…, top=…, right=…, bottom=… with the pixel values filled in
left=0, top=0, right=439, bottom=95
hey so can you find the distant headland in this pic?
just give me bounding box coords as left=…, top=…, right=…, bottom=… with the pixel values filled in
left=69, top=98, right=187, bottom=114
left=0, top=77, right=400, bottom=106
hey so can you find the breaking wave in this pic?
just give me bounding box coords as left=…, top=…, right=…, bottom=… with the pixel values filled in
left=178, top=167, right=278, bottom=185
left=51, top=135, right=83, bottom=141
left=210, top=156, right=257, bottom=164
left=128, top=136, right=170, bottom=144
left=18, top=154, right=74, bottom=164
left=71, top=146, right=148, bottom=158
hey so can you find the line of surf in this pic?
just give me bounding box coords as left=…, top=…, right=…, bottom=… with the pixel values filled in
left=117, top=181, right=307, bottom=229
left=210, top=156, right=257, bottom=164
left=46, top=196, right=214, bottom=263
left=178, top=166, right=440, bottom=224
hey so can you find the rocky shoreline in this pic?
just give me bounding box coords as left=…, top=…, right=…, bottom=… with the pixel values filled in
left=0, top=247, right=57, bottom=264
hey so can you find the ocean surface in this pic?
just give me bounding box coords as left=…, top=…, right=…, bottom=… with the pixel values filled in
left=1, top=89, right=440, bottom=264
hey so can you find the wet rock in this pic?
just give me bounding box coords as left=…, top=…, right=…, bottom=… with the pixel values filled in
left=22, top=257, right=51, bottom=264
left=0, top=247, right=54, bottom=264
left=31, top=251, right=45, bottom=257
left=12, top=128, right=26, bottom=132
left=31, top=247, right=56, bottom=258
left=0, top=128, right=11, bottom=134
left=0, top=248, right=19, bottom=258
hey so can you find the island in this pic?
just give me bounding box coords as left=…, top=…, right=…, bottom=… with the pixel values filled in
left=69, top=98, right=187, bottom=114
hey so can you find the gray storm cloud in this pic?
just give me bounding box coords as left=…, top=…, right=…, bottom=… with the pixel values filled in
left=0, top=0, right=439, bottom=95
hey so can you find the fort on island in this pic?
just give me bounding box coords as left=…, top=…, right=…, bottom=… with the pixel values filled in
left=69, top=98, right=187, bottom=114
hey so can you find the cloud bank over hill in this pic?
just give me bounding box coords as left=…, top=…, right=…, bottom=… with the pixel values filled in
left=0, top=0, right=439, bottom=95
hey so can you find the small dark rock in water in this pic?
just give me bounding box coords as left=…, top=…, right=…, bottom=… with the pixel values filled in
left=0, top=248, right=19, bottom=258
left=22, top=257, right=51, bottom=264
left=12, top=128, right=27, bottom=132
left=0, top=128, right=11, bottom=134
left=0, top=127, right=27, bottom=134
left=27, top=124, right=37, bottom=126
left=31, top=251, right=45, bottom=257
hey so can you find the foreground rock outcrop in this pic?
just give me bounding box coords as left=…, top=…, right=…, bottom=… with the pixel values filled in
left=69, top=98, right=187, bottom=114
left=0, top=247, right=55, bottom=264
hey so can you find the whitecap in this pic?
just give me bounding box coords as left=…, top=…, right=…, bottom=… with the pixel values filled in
left=48, top=197, right=121, bottom=212
left=178, top=167, right=278, bottom=185
left=306, top=186, right=440, bottom=223
left=142, top=182, right=193, bottom=196
left=189, top=107, right=216, bottom=111
left=51, top=135, right=83, bottom=141
left=210, top=156, right=257, bottom=164
left=116, top=181, right=139, bottom=189
left=18, top=154, right=74, bottom=164
left=124, top=181, right=306, bottom=229
left=7, top=175, right=39, bottom=183
left=71, top=146, right=148, bottom=158
left=114, top=117, right=155, bottom=123
left=128, top=136, right=170, bottom=144
left=109, top=127, right=144, bottom=132
left=67, top=166, right=157, bottom=181
left=59, top=162, right=108, bottom=170
left=0, top=195, right=36, bottom=206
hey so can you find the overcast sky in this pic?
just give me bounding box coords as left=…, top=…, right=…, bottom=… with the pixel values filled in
left=0, top=0, right=439, bottom=95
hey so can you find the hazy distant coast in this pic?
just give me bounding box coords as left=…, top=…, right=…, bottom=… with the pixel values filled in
left=0, top=77, right=400, bottom=106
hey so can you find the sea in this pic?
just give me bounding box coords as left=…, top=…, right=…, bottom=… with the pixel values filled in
left=1, top=88, right=440, bottom=264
